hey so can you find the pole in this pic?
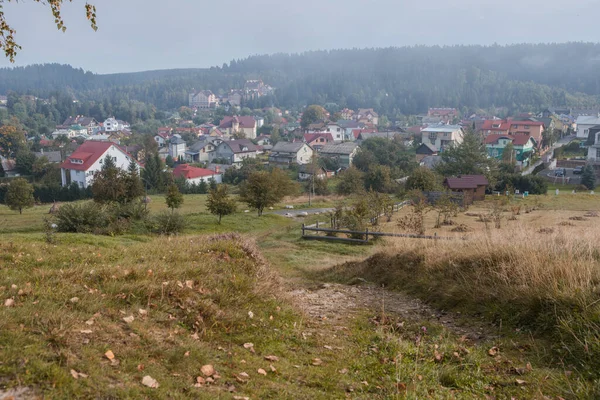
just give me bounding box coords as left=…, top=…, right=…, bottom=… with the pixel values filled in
left=302, top=223, right=305, bottom=237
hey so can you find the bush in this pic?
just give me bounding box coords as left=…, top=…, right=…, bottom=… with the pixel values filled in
left=148, top=211, right=187, bottom=235
left=54, top=202, right=109, bottom=233
left=495, top=174, right=548, bottom=195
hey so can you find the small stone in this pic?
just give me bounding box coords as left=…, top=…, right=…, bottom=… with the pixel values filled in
left=141, top=375, right=159, bottom=388
left=201, top=364, right=215, bottom=377
left=257, top=368, right=267, bottom=376
left=123, top=315, right=135, bottom=324
left=138, top=309, right=148, bottom=316
left=4, top=298, right=15, bottom=307
left=70, top=297, right=79, bottom=303
left=104, top=350, right=115, bottom=360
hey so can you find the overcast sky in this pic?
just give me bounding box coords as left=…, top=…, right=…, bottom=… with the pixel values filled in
left=0, top=0, right=597, bottom=74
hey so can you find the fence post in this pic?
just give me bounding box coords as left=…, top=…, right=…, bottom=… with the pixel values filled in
left=316, top=221, right=319, bottom=229
left=302, top=223, right=305, bottom=237
left=365, top=228, right=369, bottom=243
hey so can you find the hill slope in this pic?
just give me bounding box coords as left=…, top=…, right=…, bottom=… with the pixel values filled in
left=1, top=43, right=600, bottom=114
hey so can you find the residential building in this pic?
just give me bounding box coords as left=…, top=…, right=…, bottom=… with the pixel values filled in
left=336, top=119, right=361, bottom=141
left=255, top=135, right=272, bottom=146
left=244, top=80, right=274, bottom=99
left=421, top=124, right=463, bottom=152
left=576, top=115, right=600, bottom=139
left=356, top=108, right=379, bottom=125
left=185, top=138, right=222, bottom=163
left=304, top=133, right=334, bottom=150
left=298, top=164, right=328, bottom=181
left=340, top=108, right=355, bottom=120
left=428, top=108, right=459, bottom=123
left=169, top=136, right=187, bottom=160
left=586, top=126, right=600, bottom=162
left=0, top=157, right=17, bottom=177
left=219, top=116, right=257, bottom=139
left=319, top=142, right=360, bottom=169
left=443, top=175, right=489, bottom=205
left=269, top=142, right=314, bottom=165
left=33, top=150, right=62, bottom=163
left=484, top=134, right=535, bottom=168
left=189, top=90, right=218, bottom=109
left=172, top=164, right=223, bottom=184
left=103, top=117, right=130, bottom=132
left=60, top=116, right=99, bottom=135
left=59, top=141, right=138, bottom=188
left=415, top=143, right=438, bottom=162
left=211, top=139, right=258, bottom=164
left=52, top=127, right=86, bottom=139
left=0, top=95, right=7, bottom=107
left=507, top=120, right=544, bottom=146
left=227, top=90, right=243, bottom=107
left=479, top=120, right=511, bottom=136
left=154, top=132, right=169, bottom=146
left=255, top=116, right=265, bottom=129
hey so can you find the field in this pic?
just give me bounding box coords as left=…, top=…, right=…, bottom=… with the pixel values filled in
left=1, top=193, right=600, bottom=398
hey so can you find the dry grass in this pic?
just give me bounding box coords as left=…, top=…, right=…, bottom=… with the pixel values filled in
left=324, top=225, right=600, bottom=382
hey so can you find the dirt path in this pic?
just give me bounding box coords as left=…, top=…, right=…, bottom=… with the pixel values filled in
left=288, top=282, right=495, bottom=342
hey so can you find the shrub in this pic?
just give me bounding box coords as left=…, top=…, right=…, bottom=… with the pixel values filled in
left=148, top=211, right=187, bottom=235
left=54, top=202, right=109, bottom=233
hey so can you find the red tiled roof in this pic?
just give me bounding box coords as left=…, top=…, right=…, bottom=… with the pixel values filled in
left=173, top=164, right=220, bottom=180
left=480, top=120, right=511, bottom=131
left=304, top=133, right=334, bottom=143
left=59, top=141, right=113, bottom=171
left=444, top=175, right=489, bottom=190
left=484, top=134, right=532, bottom=146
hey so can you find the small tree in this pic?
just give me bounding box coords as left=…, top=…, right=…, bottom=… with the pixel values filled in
left=124, top=159, right=144, bottom=203
left=405, top=167, right=440, bottom=192
left=5, top=178, right=34, bottom=214
left=165, top=183, right=184, bottom=213
left=92, top=155, right=127, bottom=204
left=165, top=155, right=175, bottom=168
left=239, top=168, right=298, bottom=216
left=581, top=165, right=596, bottom=190
left=336, top=167, right=364, bottom=195
left=434, top=193, right=459, bottom=228
left=206, top=185, right=237, bottom=223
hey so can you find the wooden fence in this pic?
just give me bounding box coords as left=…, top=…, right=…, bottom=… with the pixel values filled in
left=301, top=225, right=452, bottom=244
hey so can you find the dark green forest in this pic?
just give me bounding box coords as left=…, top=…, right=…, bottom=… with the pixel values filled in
left=1, top=43, right=600, bottom=117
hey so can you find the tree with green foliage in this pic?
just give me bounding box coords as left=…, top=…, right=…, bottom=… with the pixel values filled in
left=581, top=165, right=596, bottom=190
left=435, top=130, right=496, bottom=180
left=165, top=183, right=184, bottom=212
left=300, top=105, right=326, bottom=130
left=501, top=141, right=515, bottom=165
left=364, top=165, right=393, bottom=193
left=336, top=167, right=364, bottom=195
left=405, top=167, right=440, bottom=191
left=5, top=178, right=34, bottom=214
left=0, top=125, right=27, bottom=158
left=15, top=150, right=36, bottom=175
left=92, top=155, right=126, bottom=204
left=178, top=106, right=193, bottom=120
left=142, top=153, right=165, bottom=191
left=239, top=168, right=298, bottom=216
left=206, top=185, right=237, bottom=223
left=165, top=155, right=175, bottom=168
left=0, top=158, right=5, bottom=177
left=124, top=159, right=144, bottom=202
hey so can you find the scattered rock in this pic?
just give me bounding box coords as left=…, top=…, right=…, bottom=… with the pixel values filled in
left=141, top=375, right=160, bottom=388
left=312, top=358, right=323, bottom=366
left=264, top=355, right=279, bottom=362
left=123, top=315, right=135, bottom=324
left=247, top=311, right=254, bottom=319
left=104, top=350, right=115, bottom=360
left=70, top=369, right=88, bottom=379
left=201, top=364, right=215, bottom=377
left=4, top=298, right=15, bottom=307
left=257, top=368, right=267, bottom=376
left=69, top=297, right=79, bottom=303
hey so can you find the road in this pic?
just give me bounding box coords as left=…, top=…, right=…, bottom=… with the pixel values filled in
left=269, top=207, right=334, bottom=217
left=522, top=134, right=575, bottom=175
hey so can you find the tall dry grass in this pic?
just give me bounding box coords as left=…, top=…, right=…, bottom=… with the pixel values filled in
left=324, top=223, right=600, bottom=376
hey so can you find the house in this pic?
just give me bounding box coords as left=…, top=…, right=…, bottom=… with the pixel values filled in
left=479, top=120, right=511, bottom=136
left=227, top=90, right=243, bottom=107
left=244, top=80, right=274, bottom=99
left=319, top=142, right=360, bottom=169
left=185, top=138, right=222, bottom=163
left=60, top=116, right=99, bottom=135
left=172, top=164, right=223, bottom=184
left=211, top=139, right=258, bottom=164
left=507, top=120, right=544, bottom=146
left=255, top=116, right=265, bottom=129
left=52, top=128, right=84, bottom=140
left=586, top=126, right=600, bottom=163
left=0, top=157, right=17, bottom=177
left=298, top=164, right=328, bottom=181
left=484, top=134, right=536, bottom=168
left=0, top=95, right=7, bottom=107
left=255, top=135, right=272, bottom=146
left=576, top=115, right=600, bottom=140
left=189, top=90, right=218, bottom=109
left=419, top=155, right=442, bottom=170
left=169, top=136, right=187, bottom=160
left=103, top=117, right=130, bottom=132
left=154, top=132, right=170, bottom=146
left=269, top=142, right=314, bottom=165
left=304, top=133, right=334, bottom=150
left=421, top=124, right=463, bottom=152
left=428, top=108, right=459, bottom=123
left=356, top=109, right=379, bottom=125
left=337, top=120, right=361, bottom=141
left=326, top=123, right=344, bottom=142
left=219, top=116, right=257, bottom=139
left=59, top=141, right=138, bottom=188
left=415, top=143, right=438, bottom=162
left=340, top=108, right=355, bottom=120
left=33, top=150, right=62, bottom=163
left=443, top=175, right=489, bottom=205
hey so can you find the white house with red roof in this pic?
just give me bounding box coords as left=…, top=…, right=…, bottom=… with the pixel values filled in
left=172, top=164, right=222, bottom=184
left=59, top=141, right=139, bottom=188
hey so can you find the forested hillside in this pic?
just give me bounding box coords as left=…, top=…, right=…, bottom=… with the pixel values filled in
left=1, top=43, right=600, bottom=115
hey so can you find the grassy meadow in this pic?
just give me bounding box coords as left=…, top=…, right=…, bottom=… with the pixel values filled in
left=1, top=192, right=600, bottom=398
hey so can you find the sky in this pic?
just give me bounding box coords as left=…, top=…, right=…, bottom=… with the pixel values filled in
left=0, top=0, right=598, bottom=74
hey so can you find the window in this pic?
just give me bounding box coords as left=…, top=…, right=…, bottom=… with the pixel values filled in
left=428, top=132, right=436, bottom=141
left=596, top=148, right=600, bottom=159
left=70, top=159, right=83, bottom=164
left=585, top=129, right=589, bottom=135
